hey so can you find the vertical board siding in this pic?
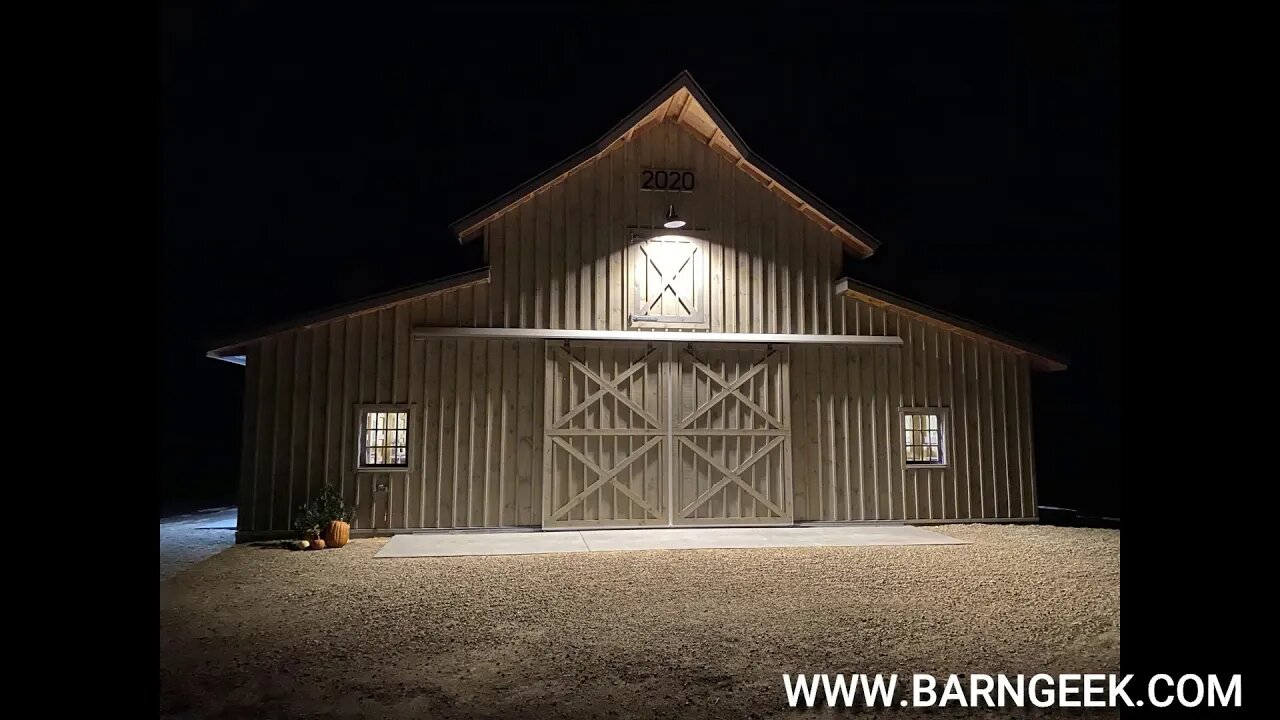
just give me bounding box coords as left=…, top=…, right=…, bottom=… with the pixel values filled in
left=483, top=121, right=848, bottom=335
left=786, top=297, right=1038, bottom=522
left=238, top=345, right=261, bottom=530
left=234, top=286, right=543, bottom=533
left=234, top=118, right=1042, bottom=535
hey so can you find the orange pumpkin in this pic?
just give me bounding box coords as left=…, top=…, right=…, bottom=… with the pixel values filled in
left=324, top=520, right=350, bottom=548
left=310, top=538, right=326, bottom=550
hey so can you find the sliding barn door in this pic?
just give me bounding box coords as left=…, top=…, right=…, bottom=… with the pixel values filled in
left=671, top=344, right=793, bottom=525
left=542, top=341, right=668, bottom=527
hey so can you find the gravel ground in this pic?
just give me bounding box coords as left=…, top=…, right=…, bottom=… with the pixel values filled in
left=159, top=524, right=1119, bottom=719
left=159, top=507, right=237, bottom=581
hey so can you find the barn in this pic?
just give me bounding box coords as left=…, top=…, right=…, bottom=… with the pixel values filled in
left=208, top=71, right=1066, bottom=541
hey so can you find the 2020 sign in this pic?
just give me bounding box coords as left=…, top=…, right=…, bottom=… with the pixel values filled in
left=640, top=168, right=695, bottom=192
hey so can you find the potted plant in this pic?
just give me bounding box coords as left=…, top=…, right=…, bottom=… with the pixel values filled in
left=292, top=481, right=355, bottom=549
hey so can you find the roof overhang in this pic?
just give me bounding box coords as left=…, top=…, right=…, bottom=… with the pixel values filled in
left=205, top=267, right=490, bottom=362
left=449, top=70, right=881, bottom=258
left=834, top=278, right=1068, bottom=372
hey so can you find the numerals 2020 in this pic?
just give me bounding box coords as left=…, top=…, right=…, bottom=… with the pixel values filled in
left=641, top=169, right=695, bottom=192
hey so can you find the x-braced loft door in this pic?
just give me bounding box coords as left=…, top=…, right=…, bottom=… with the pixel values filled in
left=543, top=342, right=669, bottom=528
left=543, top=341, right=793, bottom=528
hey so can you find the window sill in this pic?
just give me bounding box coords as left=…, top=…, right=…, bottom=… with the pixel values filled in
left=356, top=466, right=413, bottom=474
left=905, top=464, right=949, bottom=470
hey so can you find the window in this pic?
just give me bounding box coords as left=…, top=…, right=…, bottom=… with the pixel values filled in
left=356, top=405, right=413, bottom=471
left=902, top=409, right=947, bottom=466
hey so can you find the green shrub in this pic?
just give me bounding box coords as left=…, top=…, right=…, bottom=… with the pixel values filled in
left=292, top=482, right=355, bottom=538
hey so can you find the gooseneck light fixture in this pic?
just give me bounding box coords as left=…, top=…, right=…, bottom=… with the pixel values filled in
left=663, top=204, right=686, bottom=229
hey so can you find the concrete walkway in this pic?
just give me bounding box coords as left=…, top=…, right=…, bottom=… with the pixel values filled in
left=160, top=507, right=238, bottom=581
left=375, top=525, right=966, bottom=558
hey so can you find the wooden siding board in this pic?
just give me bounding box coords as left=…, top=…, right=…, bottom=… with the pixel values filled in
left=308, top=325, right=327, bottom=509
left=469, top=338, right=488, bottom=525
left=821, top=345, right=840, bottom=521
left=238, top=345, right=260, bottom=532
left=1020, top=358, right=1039, bottom=517
left=549, top=178, right=565, bottom=329
left=250, top=340, right=273, bottom=532
left=420, top=337, right=439, bottom=529
left=405, top=304, right=425, bottom=528
left=708, top=140, right=724, bottom=333
left=847, top=345, right=863, bottom=520
left=484, top=339, right=502, bottom=526
left=324, top=319, right=345, bottom=501
left=452, top=338, right=473, bottom=527
left=501, top=340, right=519, bottom=525
left=437, top=338, right=458, bottom=528
left=272, top=332, right=296, bottom=531
left=516, top=341, right=536, bottom=525
left=750, top=174, right=764, bottom=334
left=608, top=135, right=625, bottom=332
left=789, top=347, right=810, bottom=521
left=976, top=343, right=995, bottom=518
left=534, top=191, right=549, bottom=328
left=858, top=340, right=877, bottom=519
left=886, top=325, right=905, bottom=520
left=989, top=344, right=1009, bottom=517
left=340, top=318, right=359, bottom=515
left=564, top=157, right=580, bottom=330
left=290, top=330, right=311, bottom=528
left=1005, top=354, right=1023, bottom=518
left=899, top=315, right=918, bottom=520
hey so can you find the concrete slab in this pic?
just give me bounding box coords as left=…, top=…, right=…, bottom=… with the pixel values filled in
left=579, top=526, right=966, bottom=552
left=376, top=531, right=590, bottom=558
left=159, top=507, right=238, bottom=582
left=375, top=525, right=965, bottom=558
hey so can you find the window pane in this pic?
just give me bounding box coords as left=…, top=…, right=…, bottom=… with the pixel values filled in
left=395, top=430, right=406, bottom=447
left=397, top=413, right=407, bottom=429
left=904, top=415, right=914, bottom=430
left=366, top=412, right=376, bottom=430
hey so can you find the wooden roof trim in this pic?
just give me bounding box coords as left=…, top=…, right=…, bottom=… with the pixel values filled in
left=206, top=267, right=491, bottom=359
left=834, top=277, right=1069, bottom=372
left=449, top=70, right=882, bottom=257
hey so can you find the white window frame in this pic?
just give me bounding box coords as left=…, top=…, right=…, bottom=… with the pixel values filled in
left=900, top=407, right=950, bottom=469
left=354, top=403, right=417, bottom=473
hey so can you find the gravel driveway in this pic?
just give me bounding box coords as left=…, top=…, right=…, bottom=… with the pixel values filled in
left=159, top=524, right=1119, bottom=718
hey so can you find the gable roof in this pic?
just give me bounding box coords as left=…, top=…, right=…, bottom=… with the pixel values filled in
left=449, top=70, right=882, bottom=258
left=205, top=267, right=489, bottom=362
left=835, top=277, right=1068, bottom=372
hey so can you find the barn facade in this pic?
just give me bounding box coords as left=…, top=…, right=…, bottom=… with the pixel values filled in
left=209, top=72, right=1066, bottom=541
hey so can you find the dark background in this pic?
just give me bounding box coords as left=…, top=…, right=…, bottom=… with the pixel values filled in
left=160, top=3, right=1120, bottom=519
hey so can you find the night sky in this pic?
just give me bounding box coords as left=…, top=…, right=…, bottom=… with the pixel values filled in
left=160, top=3, right=1120, bottom=518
